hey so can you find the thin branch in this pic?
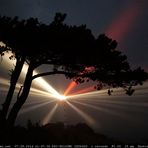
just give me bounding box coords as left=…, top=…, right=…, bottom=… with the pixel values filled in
left=17, top=85, right=23, bottom=99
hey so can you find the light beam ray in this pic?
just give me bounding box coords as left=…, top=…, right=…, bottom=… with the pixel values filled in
left=29, top=66, right=60, bottom=96
left=0, top=77, right=56, bottom=100
left=86, top=100, right=148, bottom=113
left=70, top=100, right=143, bottom=124
left=29, top=87, right=57, bottom=98
left=19, top=100, right=55, bottom=115
left=84, top=99, right=148, bottom=108
left=64, top=81, right=77, bottom=96
left=106, top=0, right=142, bottom=42
left=42, top=103, right=58, bottom=125
left=0, top=52, right=61, bottom=98
left=63, top=67, right=96, bottom=96
left=66, top=100, right=96, bottom=126
left=67, top=89, right=108, bottom=100
left=69, top=86, right=95, bottom=96
left=0, top=77, right=11, bottom=86
left=67, top=86, right=136, bottom=100
left=24, top=99, right=50, bottom=106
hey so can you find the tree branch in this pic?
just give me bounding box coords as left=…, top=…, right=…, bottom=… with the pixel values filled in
left=32, top=71, right=75, bottom=80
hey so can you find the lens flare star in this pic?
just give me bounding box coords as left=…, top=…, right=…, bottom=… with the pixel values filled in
left=1, top=50, right=148, bottom=133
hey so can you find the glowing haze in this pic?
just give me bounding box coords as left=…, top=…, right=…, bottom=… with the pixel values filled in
left=105, top=0, right=143, bottom=42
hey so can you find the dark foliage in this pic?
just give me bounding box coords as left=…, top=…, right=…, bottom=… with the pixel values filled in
left=1, top=14, right=147, bottom=87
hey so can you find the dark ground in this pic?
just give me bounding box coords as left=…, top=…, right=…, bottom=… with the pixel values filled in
left=0, top=122, right=121, bottom=145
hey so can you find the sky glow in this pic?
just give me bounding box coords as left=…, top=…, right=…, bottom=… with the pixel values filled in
left=105, top=0, right=142, bottom=42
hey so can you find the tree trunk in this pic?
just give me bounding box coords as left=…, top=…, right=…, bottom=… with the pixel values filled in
left=6, top=64, right=33, bottom=127
left=0, top=57, right=25, bottom=125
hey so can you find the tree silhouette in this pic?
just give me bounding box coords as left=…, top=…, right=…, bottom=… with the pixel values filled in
left=0, top=16, right=26, bottom=125
left=0, top=13, right=147, bottom=127
left=0, top=16, right=42, bottom=125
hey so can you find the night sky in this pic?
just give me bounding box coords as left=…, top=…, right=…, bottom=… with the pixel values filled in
left=0, top=0, right=148, bottom=143
left=0, top=0, right=148, bottom=69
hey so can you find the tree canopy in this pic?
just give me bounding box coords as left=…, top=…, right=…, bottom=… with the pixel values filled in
left=0, top=13, right=147, bottom=126
left=1, top=14, right=147, bottom=88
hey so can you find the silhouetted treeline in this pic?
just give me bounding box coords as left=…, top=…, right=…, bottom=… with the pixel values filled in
left=0, top=121, right=121, bottom=145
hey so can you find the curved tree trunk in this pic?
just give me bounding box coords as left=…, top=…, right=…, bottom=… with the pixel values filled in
left=0, top=57, right=25, bottom=125
left=6, top=64, right=33, bottom=127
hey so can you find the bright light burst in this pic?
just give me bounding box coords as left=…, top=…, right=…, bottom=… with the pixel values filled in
left=0, top=51, right=66, bottom=100
left=1, top=51, right=148, bottom=128
left=55, top=94, right=67, bottom=101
